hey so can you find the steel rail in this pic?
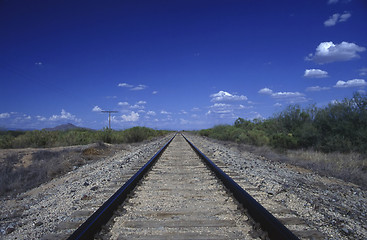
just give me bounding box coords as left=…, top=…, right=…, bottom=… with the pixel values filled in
left=67, top=134, right=176, bottom=240
left=182, top=134, right=300, bottom=240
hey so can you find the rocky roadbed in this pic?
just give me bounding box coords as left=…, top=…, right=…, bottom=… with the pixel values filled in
left=186, top=133, right=367, bottom=240
left=1, top=133, right=366, bottom=239
left=0, top=135, right=172, bottom=239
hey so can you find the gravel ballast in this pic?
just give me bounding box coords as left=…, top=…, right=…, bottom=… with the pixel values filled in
left=0, top=135, right=172, bottom=239
left=1, top=133, right=366, bottom=239
left=186, top=133, right=367, bottom=240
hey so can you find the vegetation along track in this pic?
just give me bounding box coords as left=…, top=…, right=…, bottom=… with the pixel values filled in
left=67, top=134, right=318, bottom=240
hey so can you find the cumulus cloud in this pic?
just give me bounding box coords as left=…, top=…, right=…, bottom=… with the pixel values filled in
left=131, top=84, right=147, bottom=91
left=206, top=103, right=236, bottom=119
left=271, top=92, right=304, bottom=99
left=152, top=91, right=158, bottom=94
left=274, top=103, right=282, bottom=107
left=210, top=91, right=247, bottom=102
left=36, top=115, right=47, bottom=121
left=0, top=112, right=10, bottom=119
left=136, top=101, right=147, bottom=105
left=359, top=68, right=367, bottom=76
left=324, top=12, right=351, bottom=27
left=49, top=109, right=81, bottom=122
left=118, top=83, right=147, bottom=91
left=161, top=110, right=171, bottom=115
left=92, top=106, right=102, bottom=112
left=147, top=111, right=156, bottom=116
left=306, top=41, right=366, bottom=64
left=306, top=86, right=331, bottom=92
left=258, top=88, right=273, bottom=95
left=304, top=69, right=329, bottom=78
left=118, top=102, right=129, bottom=106
left=258, top=88, right=307, bottom=103
left=121, top=111, right=139, bottom=122
left=130, top=104, right=145, bottom=109
left=334, top=79, right=367, bottom=88
left=118, top=83, right=133, bottom=88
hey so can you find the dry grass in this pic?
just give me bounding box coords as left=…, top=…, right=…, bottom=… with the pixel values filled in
left=208, top=137, right=367, bottom=189
left=285, top=150, right=367, bottom=188
left=0, top=142, right=122, bottom=197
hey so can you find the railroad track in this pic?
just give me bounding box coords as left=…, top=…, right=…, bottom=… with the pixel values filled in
left=66, top=134, right=303, bottom=239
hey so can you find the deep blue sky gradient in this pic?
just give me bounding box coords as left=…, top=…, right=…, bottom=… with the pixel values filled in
left=1, top=0, right=366, bottom=129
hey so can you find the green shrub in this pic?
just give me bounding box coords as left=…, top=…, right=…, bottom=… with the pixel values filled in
left=270, top=133, right=298, bottom=149
left=247, top=129, right=269, bottom=146
left=0, top=127, right=168, bottom=149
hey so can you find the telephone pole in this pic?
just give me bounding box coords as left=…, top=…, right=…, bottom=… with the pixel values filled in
left=101, top=110, right=118, bottom=129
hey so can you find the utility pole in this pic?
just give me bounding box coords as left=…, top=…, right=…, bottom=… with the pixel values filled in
left=101, top=110, right=118, bottom=129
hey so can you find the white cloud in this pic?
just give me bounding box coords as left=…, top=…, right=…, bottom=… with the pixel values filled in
left=180, top=110, right=188, bottom=114
left=210, top=90, right=247, bottom=102
left=191, top=107, right=200, bottom=111
left=306, top=41, right=366, bottom=64
left=92, top=106, right=102, bottom=112
left=130, top=104, right=145, bottom=109
left=36, top=115, right=47, bottom=121
left=324, top=13, right=339, bottom=26
left=0, top=113, right=10, bottom=119
left=118, top=83, right=133, bottom=88
left=334, top=79, right=367, bottom=88
left=207, top=103, right=234, bottom=116
left=328, top=0, right=338, bottom=4
left=49, top=109, right=81, bottom=122
left=161, top=110, right=171, bottom=115
left=324, top=12, right=351, bottom=27
left=152, top=91, right=158, bottom=94
left=304, top=69, right=329, bottom=78
left=131, top=84, right=147, bottom=91
left=118, top=83, right=147, bottom=91
left=136, top=101, right=147, bottom=105
left=258, top=88, right=273, bottom=95
left=180, top=118, right=190, bottom=125
left=106, top=96, right=117, bottom=99
left=259, top=88, right=307, bottom=103
left=147, top=111, right=156, bottom=116
left=121, top=111, right=139, bottom=122
left=271, top=91, right=304, bottom=98
left=274, top=103, right=282, bottom=107
left=359, top=68, right=367, bottom=76
left=339, top=12, right=351, bottom=22
left=118, top=102, right=129, bottom=106
left=306, top=86, right=331, bottom=92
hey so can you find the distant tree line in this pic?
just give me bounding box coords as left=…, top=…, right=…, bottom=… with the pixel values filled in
left=198, top=92, right=367, bottom=154
left=0, top=126, right=170, bottom=148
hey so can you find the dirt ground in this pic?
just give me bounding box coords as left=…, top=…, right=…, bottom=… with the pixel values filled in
left=0, top=142, right=130, bottom=198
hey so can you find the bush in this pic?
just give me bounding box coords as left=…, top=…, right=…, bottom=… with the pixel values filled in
left=0, top=127, right=169, bottom=149
left=270, top=133, right=298, bottom=149
left=199, top=92, right=367, bottom=153
left=247, top=129, right=269, bottom=146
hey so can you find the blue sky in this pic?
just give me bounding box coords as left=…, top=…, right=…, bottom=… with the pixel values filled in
left=1, top=0, right=366, bottom=130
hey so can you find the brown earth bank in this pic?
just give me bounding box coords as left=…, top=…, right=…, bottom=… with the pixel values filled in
left=0, top=133, right=366, bottom=239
